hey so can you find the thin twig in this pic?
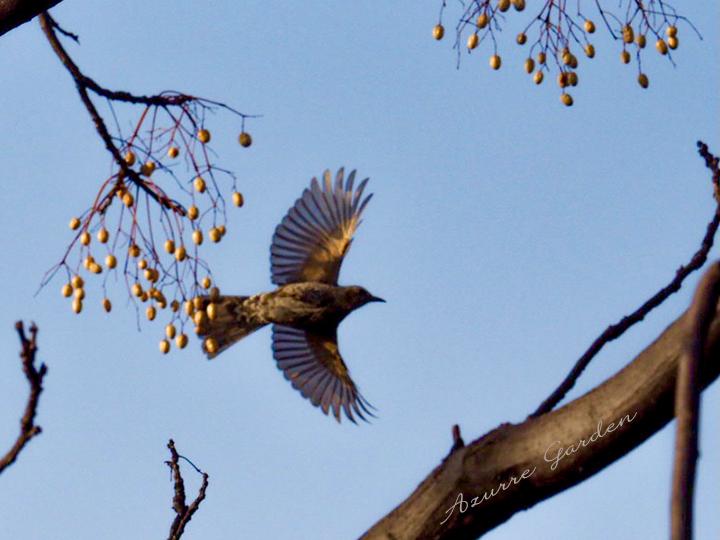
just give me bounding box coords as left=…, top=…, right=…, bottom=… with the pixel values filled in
left=532, top=141, right=720, bottom=417
left=166, top=439, right=209, bottom=540
left=0, top=322, right=47, bottom=475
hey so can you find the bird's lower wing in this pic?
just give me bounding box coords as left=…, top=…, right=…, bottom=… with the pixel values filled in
left=271, top=324, right=374, bottom=423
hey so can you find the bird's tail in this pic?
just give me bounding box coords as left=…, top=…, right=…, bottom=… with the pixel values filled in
left=197, top=295, right=268, bottom=359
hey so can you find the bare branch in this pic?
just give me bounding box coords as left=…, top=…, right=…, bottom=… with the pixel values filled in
left=532, top=141, right=720, bottom=417
left=671, top=261, right=720, bottom=539
left=361, top=287, right=720, bottom=539
left=166, top=439, right=209, bottom=540
left=0, top=321, right=47, bottom=475
left=0, top=0, right=62, bottom=37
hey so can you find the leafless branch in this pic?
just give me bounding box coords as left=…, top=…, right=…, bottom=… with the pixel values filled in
left=671, top=260, right=720, bottom=539
left=0, top=321, right=47, bottom=475
left=0, top=0, right=62, bottom=37
left=166, top=439, right=209, bottom=540
left=532, top=141, right=720, bottom=417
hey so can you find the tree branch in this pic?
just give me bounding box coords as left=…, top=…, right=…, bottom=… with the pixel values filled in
left=533, top=141, right=720, bottom=417
left=361, top=270, right=720, bottom=539
left=0, top=0, right=61, bottom=37
left=671, top=261, right=720, bottom=539
left=166, top=439, right=209, bottom=540
left=0, top=321, right=47, bottom=475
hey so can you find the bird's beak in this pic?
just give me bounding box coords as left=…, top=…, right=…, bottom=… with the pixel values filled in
left=369, top=295, right=386, bottom=303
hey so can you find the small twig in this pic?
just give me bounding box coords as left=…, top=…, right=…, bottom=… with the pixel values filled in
left=165, top=439, right=209, bottom=540
left=450, top=424, right=465, bottom=453
left=532, top=141, right=720, bottom=418
left=671, top=261, right=720, bottom=539
left=0, top=322, right=47, bottom=475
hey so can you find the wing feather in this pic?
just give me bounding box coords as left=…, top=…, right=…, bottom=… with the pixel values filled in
left=270, top=168, right=372, bottom=285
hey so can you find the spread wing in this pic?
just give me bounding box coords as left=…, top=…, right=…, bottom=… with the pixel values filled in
left=271, top=325, right=375, bottom=423
left=270, top=168, right=372, bottom=285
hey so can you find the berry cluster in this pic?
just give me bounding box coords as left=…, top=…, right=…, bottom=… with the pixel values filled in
left=433, top=0, right=692, bottom=106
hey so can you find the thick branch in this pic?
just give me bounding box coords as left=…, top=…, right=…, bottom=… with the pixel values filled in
left=0, top=0, right=61, bottom=37
left=362, top=286, right=720, bottom=539
left=671, top=262, right=720, bottom=539
left=0, top=321, right=47, bottom=474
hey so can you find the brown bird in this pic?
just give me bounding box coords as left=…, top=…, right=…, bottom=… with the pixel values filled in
left=199, top=168, right=383, bottom=422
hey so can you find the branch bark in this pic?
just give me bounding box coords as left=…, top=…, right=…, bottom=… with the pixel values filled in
left=0, top=0, right=62, bottom=37
left=361, top=278, right=720, bottom=539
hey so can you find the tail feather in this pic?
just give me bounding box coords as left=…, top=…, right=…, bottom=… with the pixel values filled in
left=197, top=295, right=267, bottom=359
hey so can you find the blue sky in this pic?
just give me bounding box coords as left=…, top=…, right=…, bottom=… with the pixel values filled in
left=0, top=1, right=718, bottom=539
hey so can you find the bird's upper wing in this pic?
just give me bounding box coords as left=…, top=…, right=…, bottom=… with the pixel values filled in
left=271, top=324, right=374, bottom=423
left=270, top=168, right=372, bottom=285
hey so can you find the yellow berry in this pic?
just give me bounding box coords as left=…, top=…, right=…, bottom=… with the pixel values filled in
left=176, top=333, right=188, bottom=349
left=138, top=259, right=148, bottom=270
left=103, top=298, right=112, bottom=312
left=141, top=161, right=156, bottom=176
left=175, top=245, right=187, bottom=262
left=140, top=291, right=149, bottom=303
left=105, top=254, right=117, bottom=269
left=164, top=239, right=175, bottom=254
left=74, top=287, right=85, bottom=300
left=89, top=262, right=102, bottom=274
left=192, top=229, right=203, bottom=245
left=533, top=70, right=544, bottom=85
left=146, top=305, right=156, bottom=321
left=584, top=20, right=596, bottom=33
left=145, top=268, right=158, bottom=283
left=194, top=310, right=207, bottom=327
left=620, top=50, right=630, bottom=64
left=217, top=225, right=226, bottom=236
left=132, top=283, right=143, bottom=297
left=622, top=25, right=634, bottom=44
left=72, top=298, right=83, bottom=314
left=171, top=300, right=180, bottom=313
left=497, top=0, right=510, bottom=13
left=80, top=231, right=91, bottom=246
left=83, top=256, right=94, bottom=270
left=638, top=73, right=649, bottom=88
left=568, top=72, right=579, bottom=87
left=184, top=300, right=194, bottom=317
left=232, top=192, right=244, bottom=207
left=71, top=275, right=84, bottom=289
left=584, top=44, right=595, bottom=58
left=124, top=151, right=136, bottom=166
left=636, top=34, right=646, bottom=48
left=668, top=36, right=678, bottom=50
left=188, top=205, right=199, bottom=220
left=197, top=129, right=211, bottom=143
left=557, top=72, right=568, bottom=88
left=61, top=283, right=73, bottom=297
left=656, top=39, right=668, bottom=55
left=489, top=54, right=501, bottom=70
left=560, top=93, right=574, bottom=107
left=167, top=146, right=179, bottom=159
left=467, top=33, right=479, bottom=50
left=209, top=227, right=221, bottom=243
left=476, top=13, right=488, bottom=29
left=122, top=192, right=134, bottom=207
left=206, top=302, right=218, bottom=320
left=238, top=132, right=253, bottom=147
left=69, top=217, right=81, bottom=230
left=432, top=24, right=444, bottom=40
left=159, top=339, right=170, bottom=354
left=666, top=25, right=677, bottom=38
left=97, top=228, right=109, bottom=243
left=201, top=276, right=212, bottom=289
left=512, top=0, right=525, bottom=11
left=516, top=32, right=527, bottom=45
left=537, top=51, right=546, bottom=64
left=129, top=244, right=140, bottom=258
left=194, top=176, right=206, bottom=193
left=165, top=324, right=177, bottom=339
left=204, top=337, right=219, bottom=354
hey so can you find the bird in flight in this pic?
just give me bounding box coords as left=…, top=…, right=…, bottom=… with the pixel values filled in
left=199, top=168, right=383, bottom=423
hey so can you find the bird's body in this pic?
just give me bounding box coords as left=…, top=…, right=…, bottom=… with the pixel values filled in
left=198, top=168, right=382, bottom=422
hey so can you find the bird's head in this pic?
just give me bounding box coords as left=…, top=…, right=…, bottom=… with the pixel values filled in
left=344, top=286, right=385, bottom=310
